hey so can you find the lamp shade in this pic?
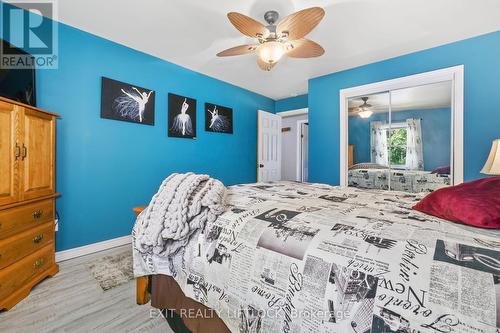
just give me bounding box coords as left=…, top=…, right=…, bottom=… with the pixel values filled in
left=358, top=110, right=373, bottom=118
left=481, top=139, right=500, bottom=175
left=257, top=42, right=285, bottom=64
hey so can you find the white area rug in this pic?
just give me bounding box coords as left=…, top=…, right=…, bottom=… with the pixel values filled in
left=88, top=250, right=134, bottom=291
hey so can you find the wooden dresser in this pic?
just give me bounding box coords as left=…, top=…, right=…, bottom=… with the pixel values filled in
left=0, top=96, right=59, bottom=311
left=348, top=144, right=354, bottom=168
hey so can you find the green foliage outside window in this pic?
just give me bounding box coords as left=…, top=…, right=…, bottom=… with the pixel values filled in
left=388, top=128, right=407, bottom=166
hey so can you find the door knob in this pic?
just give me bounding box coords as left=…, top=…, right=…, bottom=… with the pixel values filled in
left=259, top=164, right=264, bottom=168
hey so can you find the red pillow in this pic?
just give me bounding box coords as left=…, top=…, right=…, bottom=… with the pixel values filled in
left=413, top=177, right=500, bottom=229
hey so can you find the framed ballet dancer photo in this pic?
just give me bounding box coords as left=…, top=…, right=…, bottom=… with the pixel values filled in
left=168, top=93, right=197, bottom=139
left=205, top=103, right=233, bottom=134
left=100, top=77, right=155, bottom=125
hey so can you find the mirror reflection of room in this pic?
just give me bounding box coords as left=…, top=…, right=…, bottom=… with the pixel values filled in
left=348, top=82, right=452, bottom=193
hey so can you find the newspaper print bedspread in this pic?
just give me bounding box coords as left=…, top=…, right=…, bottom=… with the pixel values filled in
left=153, top=181, right=500, bottom=333
left=348, top=169, right=451, bottom=193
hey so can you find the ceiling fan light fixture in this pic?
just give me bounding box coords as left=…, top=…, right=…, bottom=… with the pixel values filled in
left=220, top=7, right=325, bottom=70
left=257, top=41, right=285, bottom=64
left=357, top=97, right=373, bottom=118
left=358, top=110, right=373, bottom=118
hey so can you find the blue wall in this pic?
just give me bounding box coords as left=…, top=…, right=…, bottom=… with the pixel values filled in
left=2, top=12, right=274, bottom=251
left=348, top=108, right=451, bottom=171
left=275, top=94, right=308, bottom=112
left=4, top=3, right=500, bottom=250
left=309, top=30, right=500, bottom=185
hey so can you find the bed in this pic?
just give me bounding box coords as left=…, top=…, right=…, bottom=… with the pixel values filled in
left=134, top=181, right=499, bottom=333
left=348, top=168, right=451, bottom=193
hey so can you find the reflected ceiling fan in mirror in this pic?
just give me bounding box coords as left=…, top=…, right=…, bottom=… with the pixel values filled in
left=357, top=97, right=373, bottom=118
left=217, top=7, right=325, bottom=71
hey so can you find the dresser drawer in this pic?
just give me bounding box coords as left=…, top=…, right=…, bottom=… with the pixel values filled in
left=0, top=244, right=54, bottom=300
left=0, top=199, right=54, bottom=240
left=0, top=223, right=54, bottom=270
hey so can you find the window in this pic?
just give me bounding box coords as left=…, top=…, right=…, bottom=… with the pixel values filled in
left=387, top=126, right=407, bottom=167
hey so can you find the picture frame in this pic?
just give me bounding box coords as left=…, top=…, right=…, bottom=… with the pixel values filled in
left=205, top=102, right=233, bottom=134
left=100, top=77, right=155, bottom=125
left=168, top=93, right=197, bottom=138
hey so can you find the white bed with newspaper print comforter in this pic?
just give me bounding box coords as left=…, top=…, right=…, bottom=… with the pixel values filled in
left=134, top=181, right=500, bottom=333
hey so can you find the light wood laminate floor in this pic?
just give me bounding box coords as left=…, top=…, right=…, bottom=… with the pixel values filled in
left=0, top=245, right=173, bottom=333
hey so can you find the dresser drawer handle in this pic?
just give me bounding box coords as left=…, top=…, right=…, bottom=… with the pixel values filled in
left=33, top=210, right=43, bottom=220
left=21, top=143, right=27, bottom=161
left=15, top=143, right=21, bottom=160
left=33, top=234, right=44, bottom=243
left=34, top=258, right=45, bottom=268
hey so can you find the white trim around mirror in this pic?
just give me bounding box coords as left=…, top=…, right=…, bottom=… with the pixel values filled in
left=339, top=65, right=464, bottom=187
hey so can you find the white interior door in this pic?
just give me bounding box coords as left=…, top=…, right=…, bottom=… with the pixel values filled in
left=257, top=110, right=282, bottom=182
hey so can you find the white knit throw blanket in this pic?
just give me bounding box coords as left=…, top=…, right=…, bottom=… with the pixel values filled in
left=132, top=173, right=226, bottom=276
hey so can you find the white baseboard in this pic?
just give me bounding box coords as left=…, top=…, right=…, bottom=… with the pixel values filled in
left=55, top=235, right=131, bottom=262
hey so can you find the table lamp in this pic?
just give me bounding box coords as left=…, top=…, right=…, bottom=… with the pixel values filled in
left=481, top=139, right=500, bottom=175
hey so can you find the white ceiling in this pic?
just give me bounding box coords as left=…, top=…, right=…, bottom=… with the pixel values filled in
left=43, top=0, right=500, bottom=99
left=348, top=81, right=452, bottom=114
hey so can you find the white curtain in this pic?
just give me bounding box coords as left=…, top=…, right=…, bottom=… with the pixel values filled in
left=370, top=121, right=389, bottom=166
left=406, top=118, right=424, bottom=170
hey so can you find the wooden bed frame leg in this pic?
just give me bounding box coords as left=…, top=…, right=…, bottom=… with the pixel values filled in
left=133, top=207, right=150, bottom=305
left=136, top=276, right=150, bottom=305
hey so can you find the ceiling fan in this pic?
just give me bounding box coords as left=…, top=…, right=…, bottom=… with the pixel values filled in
left=356, top=97, right=374, bottom=118
left=217, top=7, right=325, bottom=71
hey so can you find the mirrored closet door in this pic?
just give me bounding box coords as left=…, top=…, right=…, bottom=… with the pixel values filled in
left=348, top=91, right=390, bottom=190
left=347, top=81, right=453, bottom=193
